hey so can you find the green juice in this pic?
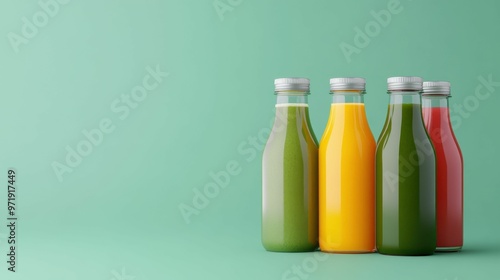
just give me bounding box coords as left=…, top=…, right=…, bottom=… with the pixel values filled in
left=262, top=104, right=319, bottom=252
left=376, top=103, right=437, bottom=255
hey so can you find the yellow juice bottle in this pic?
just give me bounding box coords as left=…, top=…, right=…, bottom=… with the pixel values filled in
left=319, top=77, right=376, bottom=253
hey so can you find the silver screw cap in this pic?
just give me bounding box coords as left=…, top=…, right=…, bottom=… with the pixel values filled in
left=330, top=77, right=366, bottom=91
left=387, top=76, right=423, bottom=91
left=422, top=81, right=451, bottom=95
left=274, top=78, right=310, bottom=92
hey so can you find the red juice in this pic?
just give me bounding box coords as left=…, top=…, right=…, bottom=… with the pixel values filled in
left=422, top=82, right=463, bottom=251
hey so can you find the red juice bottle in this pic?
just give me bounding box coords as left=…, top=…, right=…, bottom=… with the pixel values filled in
left=422, top=81, right=463, bottom=252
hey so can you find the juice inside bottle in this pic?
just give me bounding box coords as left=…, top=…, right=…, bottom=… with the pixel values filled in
left=422, top=82, right=463, bottom=251
left=319, top=78, right=376, bottom=253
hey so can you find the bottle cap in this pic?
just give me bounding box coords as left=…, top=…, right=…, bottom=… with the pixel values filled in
left=330, top=77, right=366, bottom=91
left=422, top=81, right=451, bottom=95
left=274, top=78, right=310, bottom=92
left=387, top=76, right=423, bottom=91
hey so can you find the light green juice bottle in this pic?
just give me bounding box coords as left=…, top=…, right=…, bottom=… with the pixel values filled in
left=262, top=78, right=319, bottom=252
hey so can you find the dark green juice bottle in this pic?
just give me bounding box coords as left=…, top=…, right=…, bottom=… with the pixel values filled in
left=376, top=77, right=437, bottom=255
left=262, top=78, right=318, bottom=252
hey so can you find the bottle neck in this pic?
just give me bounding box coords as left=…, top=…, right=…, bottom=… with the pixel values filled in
left=276, top=92, right=308, bottom=105
left=330, top=90, right=365, bottom=103
left=422, top=95, right=454, bottom=136
left=388, top=91, right=421, bottom=105
left=386, top=91, right=426, bottom=130
left=422, top=95, right=449, bottom=108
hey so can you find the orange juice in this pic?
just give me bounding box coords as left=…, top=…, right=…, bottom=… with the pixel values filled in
left=319, top=78, right=376, bottom=253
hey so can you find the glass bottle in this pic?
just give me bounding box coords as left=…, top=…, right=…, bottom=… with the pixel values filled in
left=262, top=78, right=319, bottom=252
left=319, top=77, right=376, bottom=253
left=376, top=76, right=437, bottom=255
left=422, top=81, right=463, bottom=251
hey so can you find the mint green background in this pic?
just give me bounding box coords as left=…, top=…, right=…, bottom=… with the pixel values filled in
left=0, top=0, right=499, bottom=279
